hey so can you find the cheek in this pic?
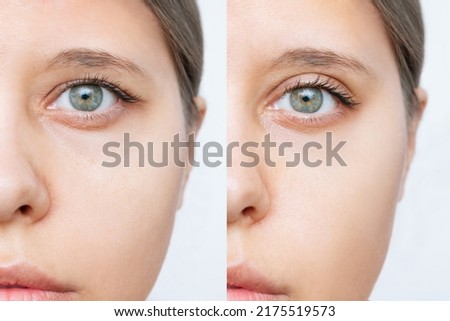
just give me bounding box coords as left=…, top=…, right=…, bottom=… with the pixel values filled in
left=261, top=93, right=408, bottom=299
left=46, top=163, right=184, bottom=300
left=31, top=103, right=186, bottom=299
left=61, top=165, right=183, bottom=300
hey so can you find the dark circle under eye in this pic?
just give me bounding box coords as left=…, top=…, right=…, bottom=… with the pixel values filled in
left=69, top=85, right=103, bottom=111
left=290, top=87, right=323, bottom=113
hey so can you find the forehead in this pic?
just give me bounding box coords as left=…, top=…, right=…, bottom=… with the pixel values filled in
left=228, top=0, right=393, bottom=78
left=0, top=0, right=168, bottom=77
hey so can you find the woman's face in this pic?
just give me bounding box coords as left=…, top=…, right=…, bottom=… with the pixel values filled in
left=228, top=0, right=416, bottom=300
left=0, top=1, right=188, bottom=299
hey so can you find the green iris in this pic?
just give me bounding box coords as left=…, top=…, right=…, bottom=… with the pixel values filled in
left=290, top=87, right=323, bottom=113
left=69, top=85, right=103, bottom=111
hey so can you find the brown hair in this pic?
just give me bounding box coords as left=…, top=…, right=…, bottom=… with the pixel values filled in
left=144, top=1, right=423, bottom=123
left=372, top=0, right=424, bottom=120
left=144, top=0, right=203, bottom=127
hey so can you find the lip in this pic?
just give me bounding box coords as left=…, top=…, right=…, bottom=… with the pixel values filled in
left=227, top=264, right=288, bottom=301
left=0, top=263, right=77, bottom=301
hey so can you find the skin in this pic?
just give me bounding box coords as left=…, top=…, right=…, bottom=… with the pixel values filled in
left=0, top=0, right=203, bottom=300
left=227, top=0, right=426, bottom=300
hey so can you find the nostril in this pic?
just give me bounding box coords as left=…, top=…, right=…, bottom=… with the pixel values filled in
left=242, top=206, right=256, bottom=216
left=19, top=205, right=32, bottom=215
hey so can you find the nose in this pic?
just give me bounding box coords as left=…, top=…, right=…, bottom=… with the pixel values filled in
left=0, top=158, right=50, bottom=224
left=0, top=103, right=50, bottom=224
left=227, top=90, right=271, bottom=224
left=227, top=159, right=270, bottom=224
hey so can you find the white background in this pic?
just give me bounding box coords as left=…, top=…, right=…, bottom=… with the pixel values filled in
left=149, top=0, right=450, bottom=300
left=149, top=0, right=226, bottom=300
left=371, top=0, right=450, bottom=300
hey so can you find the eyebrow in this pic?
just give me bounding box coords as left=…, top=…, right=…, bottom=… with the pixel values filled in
left=48, top=48, right=147, bottom=77
left=272, top=48, right=375, bottom=76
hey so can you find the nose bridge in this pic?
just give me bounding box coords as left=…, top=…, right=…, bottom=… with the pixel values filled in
left=227, top=97, right=271, bottom=224
left=0, top=85, right=31, bottom=157
left=0, top=87, right=50, bottom=224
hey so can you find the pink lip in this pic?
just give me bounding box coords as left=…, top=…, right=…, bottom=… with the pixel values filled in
left=227, top=264, right=288, bottom=301
left=0, top=263, right=76, bottom=301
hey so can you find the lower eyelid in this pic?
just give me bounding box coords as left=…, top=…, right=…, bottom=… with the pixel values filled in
left=43, top=103, right=127, bottom=129
left=262, top=107, right=347, bottom=131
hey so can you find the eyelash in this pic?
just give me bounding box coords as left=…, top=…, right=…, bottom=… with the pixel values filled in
left=263, top=75, right=360, bottom=130
left=44, top=74, right=142, bottom=129
left=57, top=74, right=141, bottom=104
left=282, top=76, right=359, bottom=108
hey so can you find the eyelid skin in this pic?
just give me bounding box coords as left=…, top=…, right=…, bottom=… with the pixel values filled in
left=43, top=105, right=128, bottom=130
left=261, top=73, right=360, bottom=131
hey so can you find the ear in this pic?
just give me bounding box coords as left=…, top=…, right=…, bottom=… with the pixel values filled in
left=191, top=96, right=207, bottom=135
left=176, top=96, right=207, bottom=209
left=397, top=87, right=427, bottom=201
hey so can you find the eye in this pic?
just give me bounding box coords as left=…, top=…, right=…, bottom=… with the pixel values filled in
left=265, top=76, right=360, bottom=129
left=275, top=87, right=337, bottom=115
left=43, top=75, right=142, bottom=129
left=55, top=84, right=117, bottom=112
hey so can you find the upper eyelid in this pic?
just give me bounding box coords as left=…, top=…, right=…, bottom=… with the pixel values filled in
left=265, top=74, right=358, bottom=107
left=282, top=77, right=342, bottom=94
left=281, top=78, right=360, bottom=107
left=58, top=77, right=141, bottom=103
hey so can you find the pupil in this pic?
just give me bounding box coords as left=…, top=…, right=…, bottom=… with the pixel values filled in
left=302, top=95, right=311, bottom=102
left=81, top=93, right=91, bottom=100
